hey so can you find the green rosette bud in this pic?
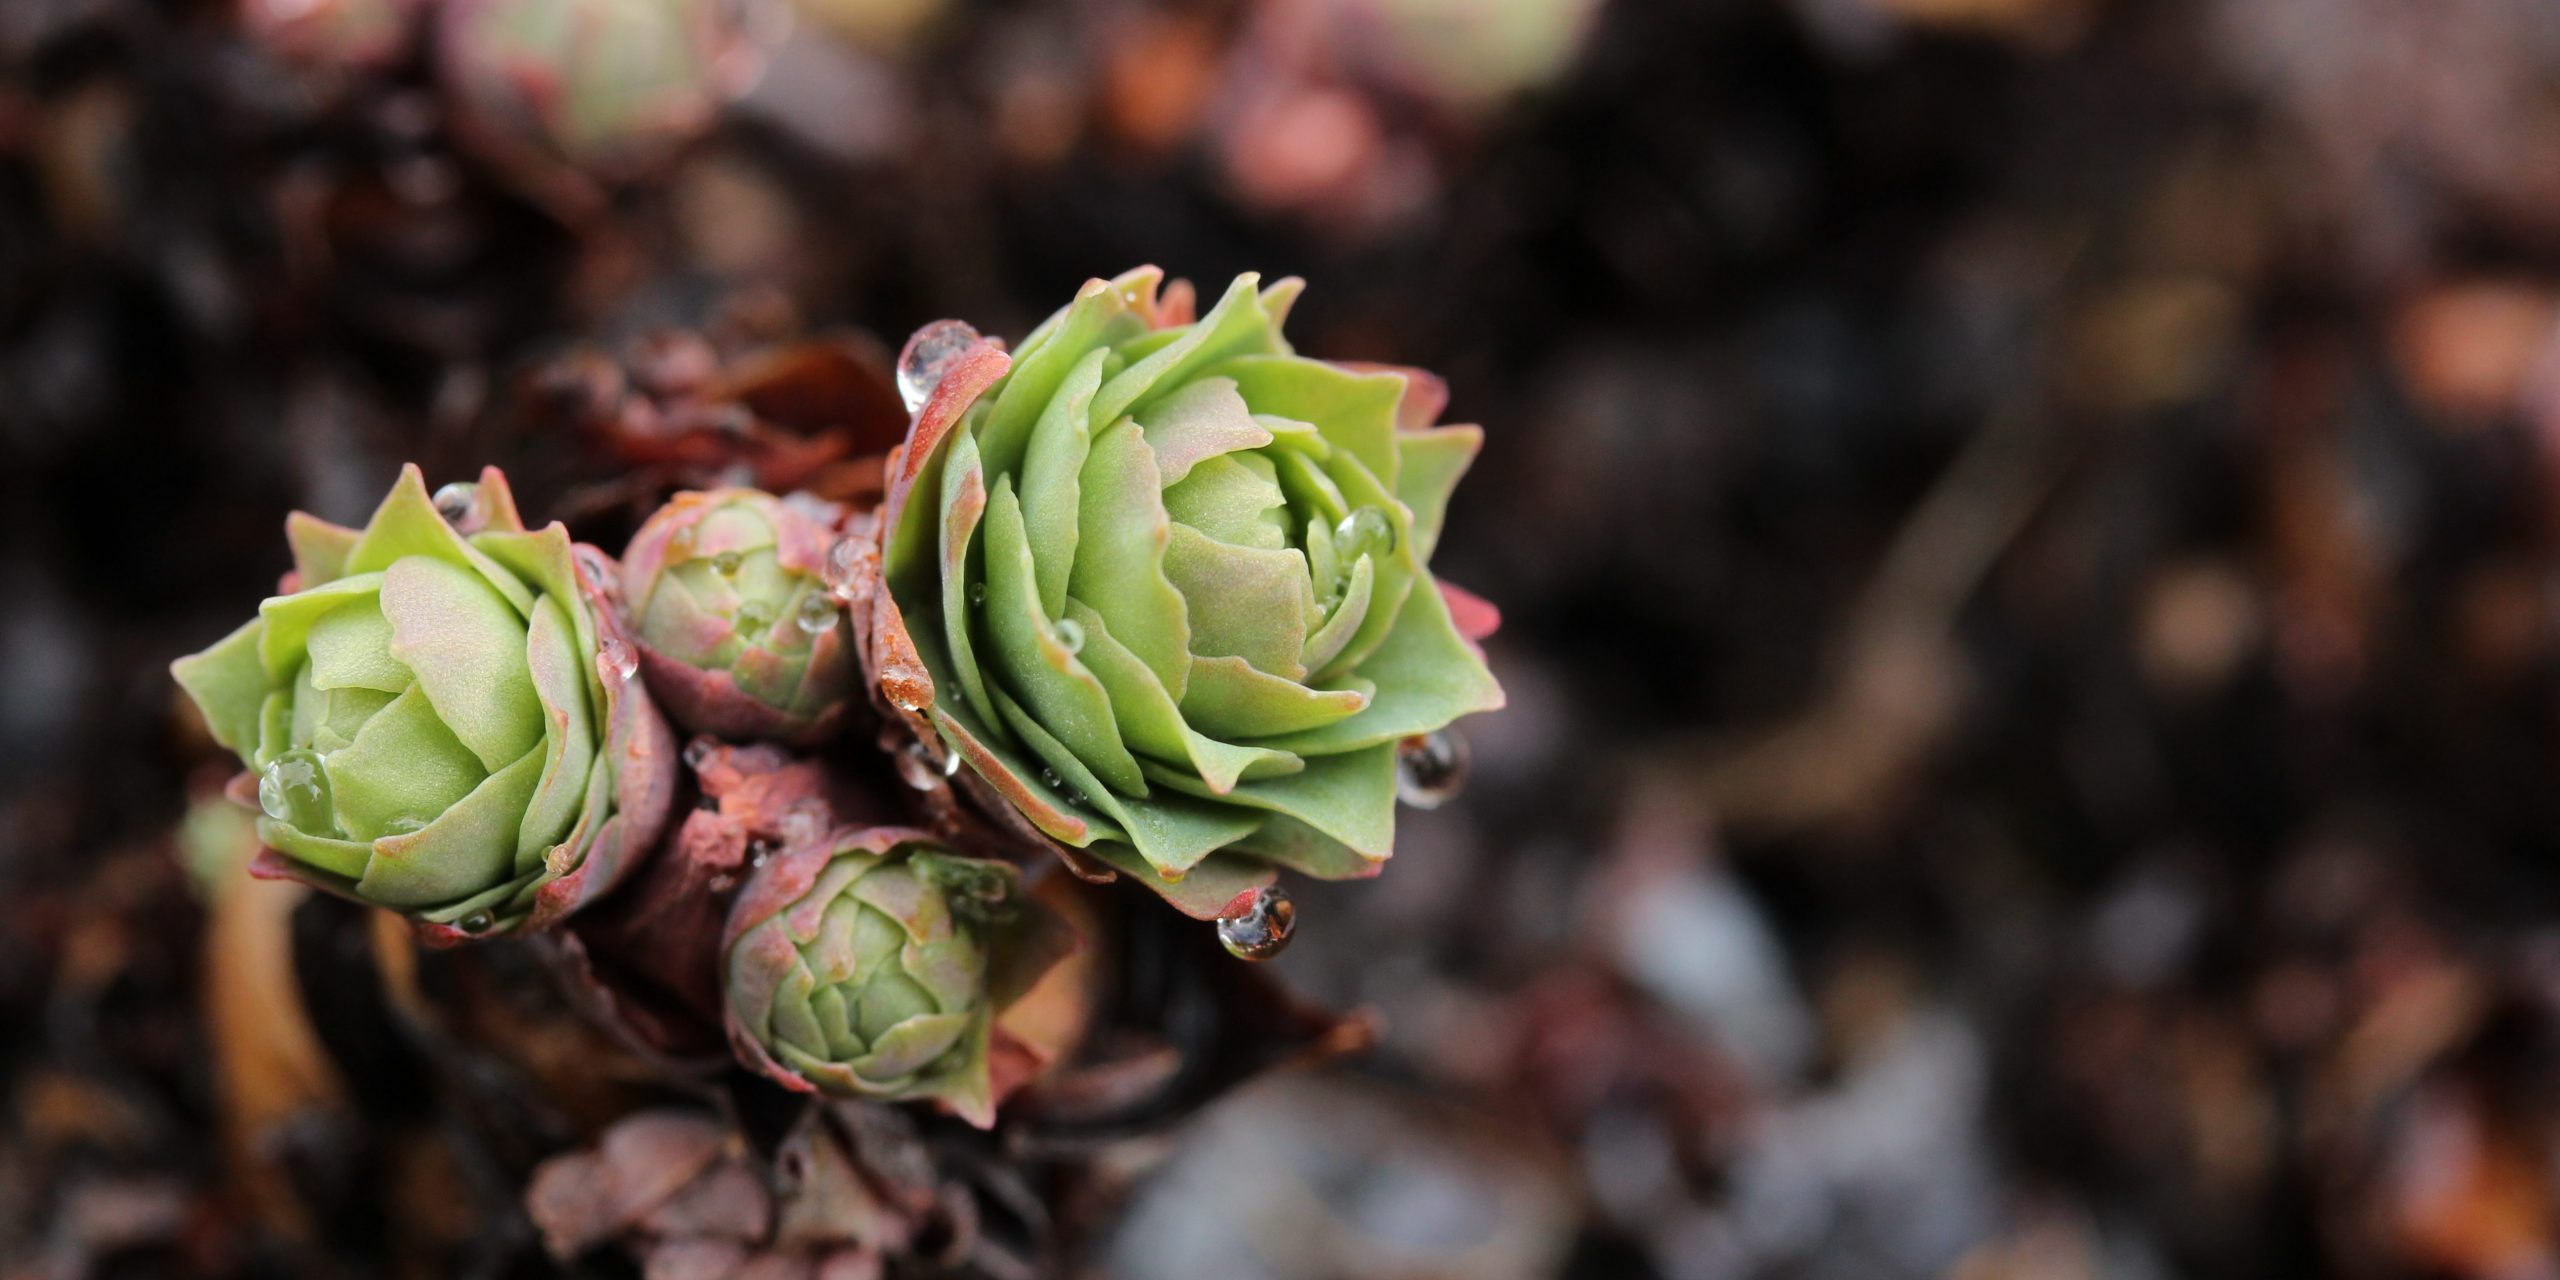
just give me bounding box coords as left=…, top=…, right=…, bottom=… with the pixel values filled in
left=170, top=465, right=677, bottom=942
left=621, top=489, right=857, bottom=746
left=864, top=268, right=1504, bottom=917
left=722, top=828, right=1071, bottom=1126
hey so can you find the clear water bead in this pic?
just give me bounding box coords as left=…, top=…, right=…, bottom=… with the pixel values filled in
left=968, top=581, right=986, bottom=606
left=1054, top=616, right=1084, bottom=655
left=824, top=535, right=875, bottom=604
left=258, top=750, right=333, bottom=832
left=1217, top=886, right=1297, bottom=961
left=896, top=741, right=946, bottom=791
left=711, top=550, right=743, bottom=577
left=1334, top=505, right=1397, bottom=566
left=896, top=320, right=984, bottom=414
left=573, top=548, right=617, bottom=600
left=598, top=637, right=638, bottom=683
left=460, top=913, right=494, bottom=934
left=1395, top=728, right=1469, bottom=809
left=682, top=737, right=716, bottom=771
left=795, top=592, right=839, bottom=636
left=432, top=481, right=484, bottom=531
left=735, top=601, right=774, bottom=636
left=668, top=527, right=698, bottom=558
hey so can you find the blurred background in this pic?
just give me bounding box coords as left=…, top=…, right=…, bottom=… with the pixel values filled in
left=12, top=0, right=2560, bottom=1275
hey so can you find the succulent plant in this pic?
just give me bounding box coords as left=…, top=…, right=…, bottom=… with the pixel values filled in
left=864, top=267, right=1503, bottom=916
left=170, top=466, right=674, bottom=941
left=723, top=828, right=1071, bottom=1125
left=436, top=0, right=779, bottom=210
left=621, top=489, right=858, bottom=746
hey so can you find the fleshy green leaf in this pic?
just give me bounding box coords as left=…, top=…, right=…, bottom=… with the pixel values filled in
left=1092, top=274, right=1281, bottom=427
left=1162, top=525, right=1316, bottom=680
left=1261, top=571, right=1502, bottom=754
left=304, top=598, right=409, bottom=693
left=171, top=621, right=272, bottom=756
left=1163, top=454, right=1290, bottom=551
left=1393, top=425, right=1482, bottom=562
left=325, top=683, right=488, bottom=841
left=1017, top=348, right=1104, bottom=617
left=345, top=465, right=536, bottom=616
left=257, top=574, right=386, bottom=679
left=1180, top=656, right=1369, bottom=740
left=1141, top=742, right=1395, bottom=856
left=1064, top=599, right=1302, bottom=792
left=1212, top=355, right=1404, bottom=490
left=938, top=427, right=996, bottom=721
left=1134, top=376, right=1272, bottom=486
left=515, top=596, right=594, bottom=862
left=1069, top=418, right=1193, bottom=696
left=357, top=745, right=544, bottom=910
left=380, top=555, right=544, bottom=773
left=979, top=480, right=1146, bottom=796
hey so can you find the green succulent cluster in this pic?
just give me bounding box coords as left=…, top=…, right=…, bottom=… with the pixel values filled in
left=876, top=267, right=1502, bottom=912
left=723, top=829, right=1064, bottom=1124
left=170, top=466, right=667, bottom=936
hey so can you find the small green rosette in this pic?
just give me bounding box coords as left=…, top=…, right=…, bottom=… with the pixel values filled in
left=863, top=267, right=1504, bottom=916
left=170, top=465, right=676, bottom=942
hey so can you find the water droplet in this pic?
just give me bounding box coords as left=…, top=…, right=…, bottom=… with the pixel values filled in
left=573, top=548, right=618, bottom=601
left=682, top=737, right=716, bottom=771
left=896, top=741, right=946, bottom=791
left=460, top=913, right=494, bottom=934
left=735, top=601, right=774, bottom=636
left=1054, top=616, right=1084, bottom=654
left=711, top=549, right=743, bottom=577
left=822, top=536, right=873, bottom=606
left=381, top=814, right=430, bottom=836
left=257, top=750, right=333, bottom=832
left=1217, top=886, right=1296, bottom=961
left=1395, top=728, right=1469, bottom=809
left=1040, top=767, right=1065, bottom=791
left=896, top=319, right=984, bottom=414
left=668, top=527, right=698, bottom=559
left=433, top=481, right=484, bottom=531
left=1333, top=505, right=1397, bottom=567
left=598, top=637, right=638, bottom=684
left=968, top=581, right=986, bottom=606
left=746, top=837, right=779, bottom=868
left=944, top=751, right=962, bottom=777
left=795, top=592, right=839, bottom=636
left=709, top=873, right=737, bottom=893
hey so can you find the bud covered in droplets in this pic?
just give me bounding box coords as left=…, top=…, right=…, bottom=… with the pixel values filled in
left=721, top=828, right=1073, bottom=1126
left=169, top=466, right=675, bottom=941
left=621, top=489, right=859, bottom=746
left=864, top=267, right=1505, bottom=918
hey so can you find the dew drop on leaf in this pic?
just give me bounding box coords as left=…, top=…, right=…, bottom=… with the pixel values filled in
left=1334, top=505, right=1397, bottom=566
left=795, top=592, right=838, bottom=636
left=1218, top=886, right=1297, bottom=961
left=433, top=481, right=484, bottom=532
left=598, top=637, right=638, bottom=684
left=822, top=536, right=869, bottom=604
left=897, top=319, right=984, bottom=414
left=257, top=750, right=334, bottom=833
left=1395, top=728, right=1469, bottom=809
